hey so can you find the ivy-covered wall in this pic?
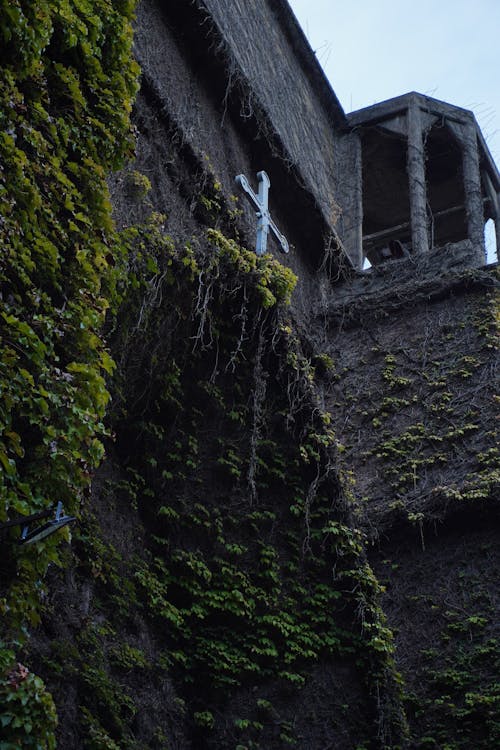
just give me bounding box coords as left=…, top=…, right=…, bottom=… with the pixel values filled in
left=0, top=0, right=138, bottom=745
left=0, top=2, right=404, bottom=748
left=1, top=2, right=498, bottom=749
left=121, top=0, right=352, bottom=291
left=315, top=252, right=499, bottom=748
left=27, top=225, right=406, bottom=749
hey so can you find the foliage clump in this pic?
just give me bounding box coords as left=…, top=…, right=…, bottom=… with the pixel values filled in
left=81, top=223, right=407, bottom=748
left=322, top=270, right=499, bottom=748
left=0, top=0, right=138, bottom=745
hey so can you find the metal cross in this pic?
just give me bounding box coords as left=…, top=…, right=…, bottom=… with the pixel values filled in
left=235, top=171, right=289, bottom=256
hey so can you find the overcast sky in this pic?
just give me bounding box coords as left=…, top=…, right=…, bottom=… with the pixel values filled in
left=287, top=0, right=499, bottom=259
left=287, top=0, right=499, bottom=162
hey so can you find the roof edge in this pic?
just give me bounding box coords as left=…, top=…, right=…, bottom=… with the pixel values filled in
left=271, top=0, right=347, bottom=129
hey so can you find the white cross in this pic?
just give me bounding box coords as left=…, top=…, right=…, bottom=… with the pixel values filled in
left=235, top=171, right=289, bottom=256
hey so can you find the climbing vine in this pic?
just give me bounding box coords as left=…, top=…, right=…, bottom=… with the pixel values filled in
left=46, top=222, right=405, bottom=748
left=5, top=3, right=494, bottom=749
left=0, top=1, right=138, bottom=745
left=321, top=264, right=499, bottom=748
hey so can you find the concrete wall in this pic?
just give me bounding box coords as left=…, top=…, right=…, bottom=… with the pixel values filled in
left=111, top=0, right=363, bottom=293
left=311, top=258, right=499, bottom=743
left=202, top=0, right=346, bottom=225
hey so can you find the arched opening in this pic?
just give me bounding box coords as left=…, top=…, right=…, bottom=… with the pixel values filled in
left=485, top=218, right=497, bottom=264
left=360, top=125, right=411, bottom=265
left=425, top=122, right=467, bottom=248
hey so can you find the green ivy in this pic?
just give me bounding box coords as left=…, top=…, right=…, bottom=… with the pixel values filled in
left=98, top=226, right=406, bottom=747
left=0, top=0, right=138, bottom=745
left=0, top=645, right=57, bottom=749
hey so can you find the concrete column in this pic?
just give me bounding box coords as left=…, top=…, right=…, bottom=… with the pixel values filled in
left=350, top=134, right=364, bottom=269
left=461, top=122, right=485, bottom=262
left=407, top=99, right=429, bottom=254
left=487, top=192, right=500, bottom=262
left=335, top=132, right=363, bottom=268
left=496, top=200, right=500, bottom=260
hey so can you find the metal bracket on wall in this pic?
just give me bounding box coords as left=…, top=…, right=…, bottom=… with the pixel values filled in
left=235, top=171, right=289, bottom=256
left=0, top=501, right=76, bottom=545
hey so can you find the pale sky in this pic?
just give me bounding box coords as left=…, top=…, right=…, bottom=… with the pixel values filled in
left=288, top=0, right=499, bottom=259
left=288, top=0, right=499, bottom=161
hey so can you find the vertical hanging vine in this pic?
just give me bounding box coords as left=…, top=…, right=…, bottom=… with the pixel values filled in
left=0, top=3, right=409, bottom=748
left=0, top=1, right=139, bottom=745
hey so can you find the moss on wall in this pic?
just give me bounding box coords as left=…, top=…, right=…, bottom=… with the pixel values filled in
left=0, top=7, right=405, bottom=740
left=0, top=1, right=138, bottom=745
left=0, top=3, right=497, bottom=749
left=29, top=222, right=406, bottom=748
left=318, top=265, right=500, bottom=748
left=322, top=272, right=499, bottom=531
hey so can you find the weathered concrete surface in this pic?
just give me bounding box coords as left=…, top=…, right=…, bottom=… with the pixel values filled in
left=201, top=0, right=347, bottom=227
left=348, top=92, right=500, bottom=267
left=310, top=258, right=499, bottom=745
left=112, top=0, right=364, bottom=281
left=107, top=0, right=374, bottom=336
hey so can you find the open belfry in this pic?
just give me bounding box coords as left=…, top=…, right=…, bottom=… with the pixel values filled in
left=0, top=2, right=498, bottom=749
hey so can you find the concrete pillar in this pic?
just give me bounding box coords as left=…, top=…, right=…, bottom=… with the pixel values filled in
left=461, top=122, right=485, bottom=262
left=407, top=98, right=429, bottom=254
left=496, top=200, right=500, bottom=260
left=350, top=135, right=364, bottom=269
left=335, top=133, right=363, bottom=269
